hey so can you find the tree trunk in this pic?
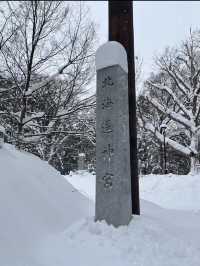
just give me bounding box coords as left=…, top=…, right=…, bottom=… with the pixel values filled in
left=189, top=133, right=200, bottom=174
left=190, top=156, right=200, bottom=175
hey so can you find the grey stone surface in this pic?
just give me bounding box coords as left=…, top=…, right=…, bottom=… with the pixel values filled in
left=78, top=153, right=86, bottom=170
left=95, top=65, right=132, bottom=227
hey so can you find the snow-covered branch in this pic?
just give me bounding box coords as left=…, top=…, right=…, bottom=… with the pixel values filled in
left=147, top=81, right=192, bottom=119
left=147, top=96, right=195, bottom=133
left=22, top=112, right=45, bottom=125
left=145, top=122, right=193, bottom=156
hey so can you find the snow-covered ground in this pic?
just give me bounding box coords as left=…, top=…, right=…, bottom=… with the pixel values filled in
left=65, top=170, right=200, bottom=211
left=36, top=201, right=200, bottom=266
left=0, top=144, right=92, bottom=266
left=1, top=144, right=200, bottom=266
left=59, top=171, right=200, bottom=266
left=140, top=173, right=200, bottom=211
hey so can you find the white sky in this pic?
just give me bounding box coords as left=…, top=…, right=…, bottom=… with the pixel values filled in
left=86, top=1, right=200, bottom=79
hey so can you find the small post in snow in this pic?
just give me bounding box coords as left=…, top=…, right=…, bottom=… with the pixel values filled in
left=0, top=126, right=5, bottom=148
left=95, top=42, right=132, bottom=227
left=78, top=153, right=86, bottom=171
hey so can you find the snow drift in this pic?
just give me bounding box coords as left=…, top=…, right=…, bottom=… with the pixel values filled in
left=0, top=144, right=93, bottom=266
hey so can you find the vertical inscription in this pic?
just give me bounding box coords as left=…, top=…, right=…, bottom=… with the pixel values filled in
left=100, top=75, right=114, bottom=191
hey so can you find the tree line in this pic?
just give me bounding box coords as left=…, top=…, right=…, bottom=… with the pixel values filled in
left=1, top=1, right=199, bottom=175
left=0, top=1, right=96, bottom=173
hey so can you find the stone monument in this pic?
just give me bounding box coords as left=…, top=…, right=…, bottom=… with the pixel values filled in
left=95, top=41, right=132, bottom=227
left=78, top=153, right=86, bottom=170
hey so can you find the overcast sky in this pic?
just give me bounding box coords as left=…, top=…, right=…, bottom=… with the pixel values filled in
left=86, top=1, right=200, bottom=79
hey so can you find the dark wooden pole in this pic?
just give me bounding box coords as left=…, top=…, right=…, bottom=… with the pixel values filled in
left=108, top=1, right=140, bottom=215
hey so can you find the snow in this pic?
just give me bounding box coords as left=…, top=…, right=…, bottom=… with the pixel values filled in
left=147, top=81, right=192, bottom=120
left=65, top=171, right=200, bottom=211
left=65, top=170, right=96, bottom=201
left=78, top=153, right=85, bottom=157
left=36, top=202, right=200, bottom=266
left=48, top=171, right=200, bottom=266
left=1, top=146, right=200, bottom=266
left=95, top=41, right=128, bottom=73
left=140, top=174, right=200, bottom=211
left=145, top=122, right=192, bottom=155
left=149, top=97, right=195, bottom=133
left=0, top=125, right=5, bottom=133
left=22, top=112, right=45, bottom=124
left=0, top=144, right=92, bottom=266
left=160, top=123, right=168, bottom=129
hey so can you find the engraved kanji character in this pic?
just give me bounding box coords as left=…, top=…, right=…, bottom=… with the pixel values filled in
left=102, top=76, right=114, bottom=88
left=101, top=120, right=113, bottom=133
left=102, top=172, right=113, bottom=190
left=101, top=96, right=114, bottom=109
left=102, top=144, right=114, bottom=157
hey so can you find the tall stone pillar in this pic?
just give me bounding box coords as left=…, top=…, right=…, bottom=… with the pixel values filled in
left=95, top=41, right=132, bottom=227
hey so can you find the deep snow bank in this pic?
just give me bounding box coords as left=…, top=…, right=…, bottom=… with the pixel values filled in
left=0, top=144, right=92, bottom=266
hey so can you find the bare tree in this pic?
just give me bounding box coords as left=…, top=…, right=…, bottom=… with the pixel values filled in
left=0, top=4, right=15, bottom=50
left=0, top=1, right=96, bottom=149
left=141, top=30, right=200, bottom=173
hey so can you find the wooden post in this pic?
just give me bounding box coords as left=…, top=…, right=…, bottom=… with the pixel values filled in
left=108, top=1, right=140, bottom=215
